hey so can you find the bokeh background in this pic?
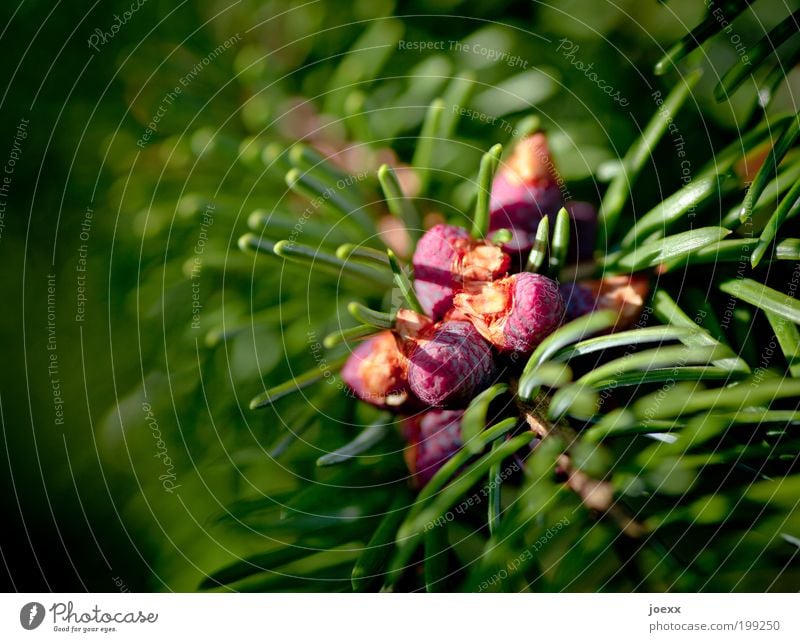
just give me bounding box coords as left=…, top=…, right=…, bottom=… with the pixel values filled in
left=1, top=0, right=798, bottom=591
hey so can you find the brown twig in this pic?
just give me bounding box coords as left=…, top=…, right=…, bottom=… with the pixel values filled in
left=513, top=384, right=645, bottom=538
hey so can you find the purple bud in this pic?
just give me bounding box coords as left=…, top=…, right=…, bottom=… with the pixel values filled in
left=455, top=273, right=564, bottom=353
left=488, top=134, right=564, bottom=256
left=565, top=201, right=598, bottom=262
left=489, top=184, right=563, bottom=255
left=413, top=224, right=471, bottom=283
left=407, top=321, right=495, bottom=407
left=412, top=224, right=510, bottom=319
left=414, top=279, right=457, bottom=322
left=559, top=281, right=597, bottom=321
left=559, top=275, right=650, bottom=328
left=403, top=409, right=464, bottom=485
left=341, top=332, right=419, bottom=410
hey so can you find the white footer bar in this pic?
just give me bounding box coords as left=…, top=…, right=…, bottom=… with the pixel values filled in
left=1, top=593, right=796, bottom=641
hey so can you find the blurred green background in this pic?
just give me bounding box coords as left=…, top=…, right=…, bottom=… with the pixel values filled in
left=1, top=0, right=798, bottom=591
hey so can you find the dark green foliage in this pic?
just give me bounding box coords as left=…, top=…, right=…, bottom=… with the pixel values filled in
left=204, top=74, right=800, bottom=589
left=13, top=0, right=799, bottom=593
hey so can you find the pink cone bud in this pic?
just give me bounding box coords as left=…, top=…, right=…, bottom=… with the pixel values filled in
left=565, top=201, right=598, bottom=262
left=412, top=224, right=509, bottom=319
left=403, top=409, right=464, bottom=486
left=561, top=275, right=650, bottom=329
left=407, top=321, right=496, bottom=407
left=394, top=308, right=435, bottom=343
left=341, top=331, right=419, bottom=410
left=560, top=282, right=597, bottom=321
left=454, top=273, right=564, bottom=353
left=489, top=134, right=564, bottom=255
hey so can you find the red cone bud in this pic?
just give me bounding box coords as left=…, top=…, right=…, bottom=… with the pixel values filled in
left=341, top=331, right=418, bottom=410
left=403, top=409, right=464, bottom=486
left=565, top=201, right=598, bottom=262
left=489, top=134, right=564, bottom=255
left=454, top=273, right=564, bottom=353
left=407, top=321, right=496, bottom=407
left=560, top=282, right=597, bottom=321
left=561, top=275, right=650, bottom=328
left=412, top=224, right=509, bottom=319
